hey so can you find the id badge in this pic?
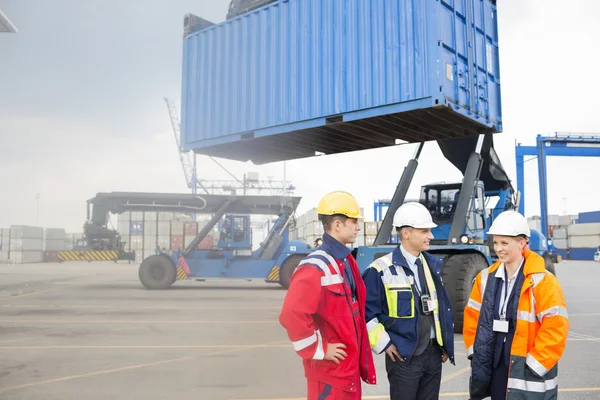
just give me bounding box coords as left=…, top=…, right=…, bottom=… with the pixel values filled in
left=429, top=298, right=438, bottom=311
left=493, top=319, right=509, bottom=333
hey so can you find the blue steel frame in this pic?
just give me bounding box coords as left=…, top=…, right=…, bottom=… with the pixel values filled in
left=515, top=133, right=600, bottom=239
left=373, top=199, right=391, bottom=223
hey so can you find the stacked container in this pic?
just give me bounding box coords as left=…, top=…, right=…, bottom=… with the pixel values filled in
left=0, top=228, right=10, bottom=262
left=183, top=221, right=198, bottom=248
left=552, top=228, right=568, bottom=251
left=291, top=207, right=386, bottom=247
left=44, top=228, right=66, bottom=251
left=568, top=221, right=600, bottom=261
left=143, top=212, right=158, bottom=260
left=65, top=233, right=84, bottom=250
left=9, top=226, right=44, bottom=263
left=527, top=217, right=542, bottom=235
left=546, top=210, right=600, bottom=261
left=116, top=211, right=219, bottom=262
left=157, top=212, right=171, bottom=250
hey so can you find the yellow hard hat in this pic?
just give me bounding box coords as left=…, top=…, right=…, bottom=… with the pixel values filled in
left=317, top=191, right=364, bottom=219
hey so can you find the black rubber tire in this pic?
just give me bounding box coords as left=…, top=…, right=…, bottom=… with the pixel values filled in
left=279, top=254, right=305, bottom=289
left=139, top=255, right=177, bottom=290
left=441, top=253, right=488, bottom=334
left=543, top=254, right=557, bottom=277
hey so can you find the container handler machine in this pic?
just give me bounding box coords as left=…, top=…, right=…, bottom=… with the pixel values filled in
left=84, top=192, right=311, bottom=289
left=53, top=200, right=137, bottom=263
left=353, top=133, right=557, bottom=333
left=175, top=0, right=555, bottom=333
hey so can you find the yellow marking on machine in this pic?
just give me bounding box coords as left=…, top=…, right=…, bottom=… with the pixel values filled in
left=266, top=266, right=279, bottom=282
left=57, top=251, right=118, bottom=261
left=176, top=266, right=188, bottom=280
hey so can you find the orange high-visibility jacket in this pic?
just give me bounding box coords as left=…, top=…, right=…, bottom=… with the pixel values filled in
left=463, top=250, right=569, bottom=399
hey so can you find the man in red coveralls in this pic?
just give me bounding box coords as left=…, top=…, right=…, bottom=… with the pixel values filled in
left=279, top=190, right=376, bottom=399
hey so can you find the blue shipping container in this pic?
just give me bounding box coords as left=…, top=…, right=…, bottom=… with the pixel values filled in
left=578, top=211, right=600, bottom=224
left=181, top=0, right=502, bottom=164
left=130, top=222, right=144, bottom=236
left=567, top=248, right=597, bottom=261
left=553, top=249, right=568, bottom=260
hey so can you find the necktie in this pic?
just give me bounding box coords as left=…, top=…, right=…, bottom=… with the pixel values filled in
left=415, top=257, right=428, bottom=296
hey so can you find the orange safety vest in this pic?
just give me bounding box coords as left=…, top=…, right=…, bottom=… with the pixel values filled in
left=463, top=249, right=569, bottom=399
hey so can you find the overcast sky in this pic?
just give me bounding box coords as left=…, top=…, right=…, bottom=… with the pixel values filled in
left=1, top=0, right=599, bottom=232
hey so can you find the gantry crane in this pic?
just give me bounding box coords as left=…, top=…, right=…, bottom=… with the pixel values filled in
left=515, top=133, right=600, bottom=240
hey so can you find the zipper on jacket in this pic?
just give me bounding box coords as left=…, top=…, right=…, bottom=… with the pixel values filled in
left=342, top=278, right=360, bottom=346
left=340, top=267, right=363, bottom=390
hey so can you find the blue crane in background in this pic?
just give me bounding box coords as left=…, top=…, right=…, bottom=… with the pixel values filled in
left=515, top=133, right=600, bottom=242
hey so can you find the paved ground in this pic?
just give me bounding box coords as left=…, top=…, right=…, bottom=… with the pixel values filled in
left=0, top=260, right=598, bottom=399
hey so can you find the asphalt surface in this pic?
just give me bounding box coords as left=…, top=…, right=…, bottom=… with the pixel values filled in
left=0, top=260, right=598, bottom=399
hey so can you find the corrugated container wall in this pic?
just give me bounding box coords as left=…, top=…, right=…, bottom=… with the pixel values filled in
left=568, top=223, right=600, bottom=237
left=548, top=215, right=560, bottom=227
left=157, top=236, right=170, bottom=249
left=11, top=226, right=43, bottom=239
left=0, top=229, right=9, bottom=261
left=12, top=251, right=44, bottom=264
left=131, top=212, right=144, bottom=221
left=184, top=222, right=198, bottom=236
left=578, top=211, right=600, bottom=224
left=158, top=221, right=171, bottom=236
left=569, top=248, right=597, bottom=261
left=171, top=221, right=184, bottom=235
left=181, top=0, right=502, bottom=164
left=10, top=238, right=43, bottom=251
left=553, top=238, right=568, bottom=250
left=45, top=228, right=66, bottom=240
left=171, top=235, right=184, bottom=250
left=158, top=212, right=173, bottom=221
left=552, top=228, right=567, bottom=240
left=570, top=235, right=600, bottom=249
left=130, top=222, right=144, bottom=236
left=118, top=220, right=130, bottom=235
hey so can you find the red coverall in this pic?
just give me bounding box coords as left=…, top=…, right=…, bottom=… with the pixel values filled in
left=279, top=233, right=376, bottom=399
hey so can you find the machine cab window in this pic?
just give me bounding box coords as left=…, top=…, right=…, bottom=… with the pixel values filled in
left=419, top=181, right=487, bottom=242
left=218, top=214, right=251, bottom=248
left=420, top=183, right=461, bottom=224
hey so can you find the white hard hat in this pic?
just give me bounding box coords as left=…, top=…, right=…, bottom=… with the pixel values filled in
left=487, top=211, right=531, bottom=237
left=393, top=202, right=437, bottom=229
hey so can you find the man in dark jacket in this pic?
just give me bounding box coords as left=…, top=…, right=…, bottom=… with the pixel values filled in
left=363, top=202, right=455, bottom=400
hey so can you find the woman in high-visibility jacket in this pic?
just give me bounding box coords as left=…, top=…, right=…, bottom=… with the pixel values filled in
left=463, top=211, right=569, bottom=400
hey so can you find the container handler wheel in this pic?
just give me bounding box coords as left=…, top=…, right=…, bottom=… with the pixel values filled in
left=441, top=253, right=488, bottom=334
left=279, top=254, right=305, bottom=289
left=543, top=254, right=557, bottom=277
left=139, top=255, right=177, bottom=290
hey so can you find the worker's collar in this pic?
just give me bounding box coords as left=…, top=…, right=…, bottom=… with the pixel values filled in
left=322, top=232, right=352, bottom=261
left=399, top=243, right=419, bottom=265
left=495, top=259, right=524, bottom=282
left=392, top=243, right=421, bottom=267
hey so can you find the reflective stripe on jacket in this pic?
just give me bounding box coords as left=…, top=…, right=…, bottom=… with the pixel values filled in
left=362, top=247, right=455, bottom=364
left=279, top=247, right=376, bottom=392
left=463, top=249, right=570, bottom=399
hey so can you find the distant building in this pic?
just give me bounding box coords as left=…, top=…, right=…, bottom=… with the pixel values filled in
left=0, top=9, right=17, bottom=33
